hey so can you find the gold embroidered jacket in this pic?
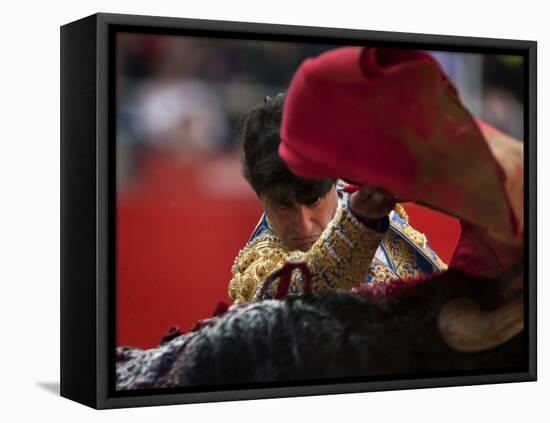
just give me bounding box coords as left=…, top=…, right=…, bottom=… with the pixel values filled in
left=228, top=191, right=446, bottom=305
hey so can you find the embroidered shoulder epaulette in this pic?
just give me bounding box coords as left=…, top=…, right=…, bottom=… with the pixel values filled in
left=388, top=207, right=447, bottom=272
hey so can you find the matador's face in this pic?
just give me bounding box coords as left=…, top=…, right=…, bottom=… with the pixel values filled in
left=260, top=186, right=338, bottom=252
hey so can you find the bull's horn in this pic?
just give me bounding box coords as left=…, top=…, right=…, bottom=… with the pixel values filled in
left=438, top=294, right=524, bottom=353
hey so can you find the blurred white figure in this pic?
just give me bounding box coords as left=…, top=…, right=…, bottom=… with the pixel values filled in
left=138, top=79, right=228, bottom=158
left=483, top=87, right=523, bottom=141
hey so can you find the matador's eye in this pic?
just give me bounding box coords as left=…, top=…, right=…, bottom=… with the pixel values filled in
left=306, top=198, right=321, bottom=207
left=275, top=202, right=292, bottom=210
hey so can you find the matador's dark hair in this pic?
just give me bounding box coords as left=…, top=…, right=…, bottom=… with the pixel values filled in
left=238, top=92, right=336, bottom=205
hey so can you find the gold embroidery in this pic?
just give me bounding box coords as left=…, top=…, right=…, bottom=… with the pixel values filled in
left=229, top=198, right=385, bottom=304
left=390, top=214, right=448, bottom=271
left=432, top=254, right=447, bottom=271
left=382, top=231, right=424, bottom=280
left=369, top=257, right=399, bottom=284
left=394, top=203, right=409, bottom=223
left=229, top=233, right=290, bottom=304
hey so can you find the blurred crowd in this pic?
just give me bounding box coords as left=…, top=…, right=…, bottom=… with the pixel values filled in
left=432, top=50, right=524, bottom=140
left=116, top=33, right=337, bottom=189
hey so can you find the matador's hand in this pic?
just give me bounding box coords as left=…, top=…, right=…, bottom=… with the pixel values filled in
left=349, top=184, right=397, bottom=222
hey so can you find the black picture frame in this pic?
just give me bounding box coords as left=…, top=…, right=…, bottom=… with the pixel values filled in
left=60, top=12, right=537, bottom=409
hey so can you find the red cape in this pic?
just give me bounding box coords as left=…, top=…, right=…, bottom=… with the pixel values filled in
left=279, top=47, right=524, bottom=279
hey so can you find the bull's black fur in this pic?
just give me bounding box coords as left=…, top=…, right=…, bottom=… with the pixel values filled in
left=115, top=269, right=525, bottom=390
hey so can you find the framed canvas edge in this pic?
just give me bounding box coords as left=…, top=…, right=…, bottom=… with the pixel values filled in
left=74, top=12, right=538, bottom=409
left=526, top=40, right=537, bottom=380
left=94, top=11, right=537, bottom=49
left=60, top=13, right=99, bottom=409
left=98, top=372, right=535, bottom=410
